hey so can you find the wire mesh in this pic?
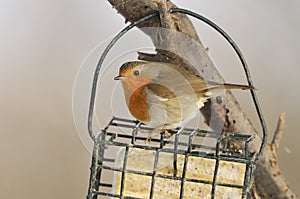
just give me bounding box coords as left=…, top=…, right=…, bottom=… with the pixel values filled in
left=87, top=117, right=256, bottom=199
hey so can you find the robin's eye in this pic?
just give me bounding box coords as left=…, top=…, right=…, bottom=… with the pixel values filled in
left=133, top=70, right=140, bottom=76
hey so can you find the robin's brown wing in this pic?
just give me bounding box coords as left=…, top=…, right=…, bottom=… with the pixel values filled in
left=147, top=62, right=202, bottom=97
left=145, top=62, right=253, bottom=97
left=146, top=83, right=177, bottom=99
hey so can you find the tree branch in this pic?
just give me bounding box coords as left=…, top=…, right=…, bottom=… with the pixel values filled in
left=255, top=113, right=297, bottom=198
left=271, top=112, right=286, bottom=151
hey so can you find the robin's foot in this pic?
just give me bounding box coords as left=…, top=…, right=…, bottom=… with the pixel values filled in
left=145, top=127, right=177, bottom=142
left=135, top=127, right=156, bottom=142
left=163, top=130, right=177, bottom=139
left=136, top=124, right=174, bottom=142
left=145, top=126, right=171, bottom=142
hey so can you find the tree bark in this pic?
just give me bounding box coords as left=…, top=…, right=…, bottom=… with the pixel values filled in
left=106, top=0, right=298, bottom=198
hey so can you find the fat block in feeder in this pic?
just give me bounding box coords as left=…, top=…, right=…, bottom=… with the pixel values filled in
left=113, top=148, right=246, bottom=198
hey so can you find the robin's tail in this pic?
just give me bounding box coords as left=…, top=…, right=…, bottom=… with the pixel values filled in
left=202, top=83, right=255, bottom=96
left=222, top=83, right=256, bottom=90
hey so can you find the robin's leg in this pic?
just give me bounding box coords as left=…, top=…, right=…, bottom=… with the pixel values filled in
left=143, top=126, right=161, bottom=142
left=136, top=124, right=178, bottom=142
left=135, top=127, right=150, bottom=134
left=135, top=127, right=158, bottom=141
left=145, top=124, right=176, bottom=142
left=163, top=129, right=177, bottom=139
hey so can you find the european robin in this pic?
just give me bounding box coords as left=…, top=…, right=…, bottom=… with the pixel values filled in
left=114, top=61, right=254, bottom=140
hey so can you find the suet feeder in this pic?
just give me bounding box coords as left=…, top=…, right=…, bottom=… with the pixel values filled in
left=85, top=8, right=267, bottom=199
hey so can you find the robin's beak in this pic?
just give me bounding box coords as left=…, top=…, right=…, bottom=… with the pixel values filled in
left=114, top=75, right=124, bottom=80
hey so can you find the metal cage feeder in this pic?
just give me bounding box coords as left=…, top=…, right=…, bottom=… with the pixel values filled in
left=85, top=8, right=267, bottom=199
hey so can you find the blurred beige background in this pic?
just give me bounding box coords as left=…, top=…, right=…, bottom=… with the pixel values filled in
left=0, top=0, right=299, bottom=198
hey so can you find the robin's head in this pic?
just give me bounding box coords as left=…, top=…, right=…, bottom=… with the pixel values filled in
left=114, top=61, right=159, bottom=85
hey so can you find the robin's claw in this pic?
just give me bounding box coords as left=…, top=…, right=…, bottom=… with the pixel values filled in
left=145, top=135, right=152, bottom=143
left=145, top=129, right=157, bottom=143
left=135, top=127, right=152, bottom=142
left=163, top=130, right=176, bottom=139
left=137, top=124, right=175, bottom=143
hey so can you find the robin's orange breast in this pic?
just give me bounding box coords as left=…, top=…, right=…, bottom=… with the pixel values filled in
left=128, top=86, right=150, bottom=123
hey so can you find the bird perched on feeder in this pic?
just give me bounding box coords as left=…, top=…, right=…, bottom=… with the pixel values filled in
left=114, top=61, right=254, bottom=141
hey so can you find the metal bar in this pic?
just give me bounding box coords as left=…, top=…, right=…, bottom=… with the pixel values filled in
left=149, top=149, right=160, bottom=199
left=97, top=150, right=251, bottom=187
left=242, top=160, right=255, bottom=198
left=86, top=132, right=105, bottom=199
left=173, top=128, right=183, bottom=177
left=131, top=122, right=141, bottom=144
left=245, top=134, right=255, bottom=158
left=159, top=133, right=165, bottom=148
left=106, top=131, right=251, bottom=151
left=105, top=131, right=251, bottom=154
left=151, top=174, right=244, bottom=189
left=86, top=136, right=100, bottom=199
left=211, top=138, right=221, bottom=199
left=100, top=164, right=153, bottom=176
left=99, top=136, right=254, bottom=163
left=111, top=118, right=249, bottom=137
left=120, top=146, right=130, bottom=197
left=110, top=121, right=253, bottom=141
left=102, top=158, right=115, bottom=162
left=113, top=117, right=138, bottom=123
left=179, top=130, right=197, bottom=199
left=99, top=183, right=113, bottom=187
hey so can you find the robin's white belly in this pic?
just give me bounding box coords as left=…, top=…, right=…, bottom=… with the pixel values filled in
left=145, top=90, right=208, bottom=129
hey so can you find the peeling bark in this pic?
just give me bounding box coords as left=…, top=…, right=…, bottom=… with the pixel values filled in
left=255, top=113, right=297, bottom=198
